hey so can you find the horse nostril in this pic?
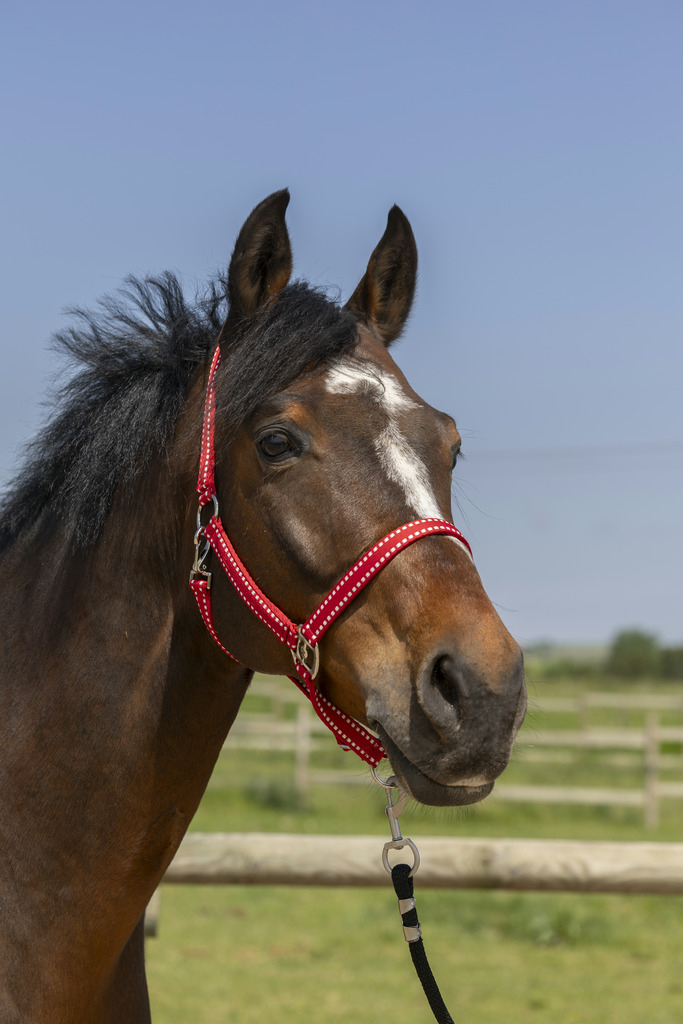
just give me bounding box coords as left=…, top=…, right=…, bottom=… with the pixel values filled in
left=431, top=654, right=461, bottom=712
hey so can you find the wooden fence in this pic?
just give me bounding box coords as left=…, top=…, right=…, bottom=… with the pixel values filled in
left=145, top=688, right=683, bottom=934
left=225, top=684, right=683, bottom=828
left=146, top=831, right=683, bottom=936
left=495, top=714, right=683, bottom=829
left=161, top=831, right=683, bottom=894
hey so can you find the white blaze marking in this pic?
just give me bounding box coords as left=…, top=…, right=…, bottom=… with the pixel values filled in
left=377, top=419, right=443, bottom=519
left=326, top=363, right=444, bottom=519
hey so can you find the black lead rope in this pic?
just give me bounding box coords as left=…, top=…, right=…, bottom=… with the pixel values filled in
left=372, top=769, right=456, bottom=1024
left=391, top=863, right=455, bottom=1024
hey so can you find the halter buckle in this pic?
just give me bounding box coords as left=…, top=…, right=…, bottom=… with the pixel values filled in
left=291, top=627, right=320, bottom=680
left=190, top=494, right=220, bottom=586
left=190, top=528, right=212, bottom=587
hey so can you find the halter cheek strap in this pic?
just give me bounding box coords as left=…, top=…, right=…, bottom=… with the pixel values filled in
left=190, top=345, right=473, bottom=768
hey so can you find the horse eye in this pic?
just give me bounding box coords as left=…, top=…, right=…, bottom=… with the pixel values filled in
left=259, top=432, right=295, bottom=459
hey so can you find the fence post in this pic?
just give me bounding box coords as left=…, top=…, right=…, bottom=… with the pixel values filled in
left=295, top=703, right=312, bottom=798
left=644, top=712, right=659, bottom=830
left=270, top=680, right=286, bottom=720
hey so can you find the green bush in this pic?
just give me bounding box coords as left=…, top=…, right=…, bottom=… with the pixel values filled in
left=660, top=646, right=683, bottom=680
left=536, top=658, right=597, bottom=680
left=605, top=630, right=660, bottom=678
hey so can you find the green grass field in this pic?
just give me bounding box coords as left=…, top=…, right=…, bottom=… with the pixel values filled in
left=146, top=669, right=683, bottom=1023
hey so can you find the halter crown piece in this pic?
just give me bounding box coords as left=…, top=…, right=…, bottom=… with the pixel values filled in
left=190, top=344, right=473, bottom=767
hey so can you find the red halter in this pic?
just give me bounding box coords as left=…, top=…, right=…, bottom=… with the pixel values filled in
left=190, top=345, right=473, bottom=767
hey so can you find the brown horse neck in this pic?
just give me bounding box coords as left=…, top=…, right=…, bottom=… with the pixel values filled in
left=0, top=370, right=254, bottom=1019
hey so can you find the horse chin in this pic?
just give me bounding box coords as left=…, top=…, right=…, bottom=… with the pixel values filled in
left=377, top=728, right=495, bottom=808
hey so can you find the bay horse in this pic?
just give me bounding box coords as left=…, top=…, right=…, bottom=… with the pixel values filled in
left=0, top=191, right=525, bottom=1022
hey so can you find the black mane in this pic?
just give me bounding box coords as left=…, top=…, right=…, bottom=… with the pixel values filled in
left=0, top=273, right=358, bottom=551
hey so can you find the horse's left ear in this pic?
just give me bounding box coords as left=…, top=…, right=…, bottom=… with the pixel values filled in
left=223, top=189, right=293, bottom=331
left=345, top=205, right=418, bottom=346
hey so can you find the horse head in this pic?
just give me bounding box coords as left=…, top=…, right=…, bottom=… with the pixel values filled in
left=202, top=191, right=526, bottom=807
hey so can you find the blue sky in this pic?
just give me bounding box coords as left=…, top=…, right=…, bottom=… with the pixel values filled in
left=2, top=1, right=682, bottom=644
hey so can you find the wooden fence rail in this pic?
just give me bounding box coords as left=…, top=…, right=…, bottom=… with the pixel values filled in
left=226, top=702, right=683, bottom=828
left=163, top=832, right=683, bottom=894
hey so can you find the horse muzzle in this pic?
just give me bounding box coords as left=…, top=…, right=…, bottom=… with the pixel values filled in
left=368, top=647, right=527, bottom=807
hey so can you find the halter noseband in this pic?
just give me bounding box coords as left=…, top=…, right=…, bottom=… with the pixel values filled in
left=189, top=345, right=473, bottom=768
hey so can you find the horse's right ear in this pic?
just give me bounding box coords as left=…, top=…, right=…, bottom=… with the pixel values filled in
left=345, top=205, right=418, bottom=346
left=223, top=190, right=292, bottom=331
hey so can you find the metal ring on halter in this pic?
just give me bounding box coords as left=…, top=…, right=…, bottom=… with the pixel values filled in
left=382, top=837, right=420, bottom=877
left=371, top=767, right=400, bottom=790
left=196, top=493, right=219, bottom=532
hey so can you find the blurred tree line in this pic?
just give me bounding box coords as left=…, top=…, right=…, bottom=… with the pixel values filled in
left=605, top=630, right=683, bottom=680
left=528, top=631, right=683, bottom=680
